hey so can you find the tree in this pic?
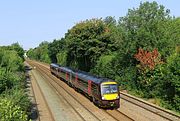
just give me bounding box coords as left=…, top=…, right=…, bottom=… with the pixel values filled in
left=26, top=48, right=36, bottom=59
left=119, top=1, right=171, bottom=57
left=134, top=48, right=162, bottom=70
left=48, top=39, right=66, bottom=63
left=90, top=54, right=116, bottom=79
left=65, top=18, right=115, bottom=71
left=111, top=1, right=173, bottom=90
left=0, top=49, right=23, bottom=72
left=10, top=43, right=25, bottom=60
left=161, top=48, right=180, bottom=111
left=134, top=48, right=163, bottom=95
left=27, top=41, right=51, bottom=63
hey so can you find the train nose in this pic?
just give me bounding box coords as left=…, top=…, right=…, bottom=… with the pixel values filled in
left=102, top=94, right=119, bottom=100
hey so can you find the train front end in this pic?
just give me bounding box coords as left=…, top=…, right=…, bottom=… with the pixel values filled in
left=100, top=81, right=120, bottom=109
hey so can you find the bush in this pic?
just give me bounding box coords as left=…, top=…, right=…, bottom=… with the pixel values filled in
left=2, top=88, right=30, bottom=113
left=0, top=70, right=25, bottom=94
left=0, top=49, right=23, bottom=72
left=0, top=45, right=31, bottom=119
left=0, top=98, right=28, bottom=121
left=0, top=70, right=14, bottom=94
left=161, top=51, right=180, bottom=112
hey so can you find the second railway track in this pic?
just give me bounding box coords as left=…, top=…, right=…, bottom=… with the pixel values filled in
left=120, top=92, right=180, bottom=121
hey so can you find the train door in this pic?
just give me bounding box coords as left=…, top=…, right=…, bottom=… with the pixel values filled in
left=88, top=80, right=92, bottom=96
left=69, top=71, right=72, bottom=86
left=58, top=68, right=61, bottom=78
left=75, top=73, right=78, bottom=88
left=55, top=67, right=58, bottom=75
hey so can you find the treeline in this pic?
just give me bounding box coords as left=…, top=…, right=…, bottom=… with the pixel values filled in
left=0, top=43, right=30, bottom=120
left=27, top=2, right=180, bottom=113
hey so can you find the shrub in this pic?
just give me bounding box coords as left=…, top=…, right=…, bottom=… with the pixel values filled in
left=2, top=88, right=30, bottom=113
left=0, top=98, right=28, bottom=121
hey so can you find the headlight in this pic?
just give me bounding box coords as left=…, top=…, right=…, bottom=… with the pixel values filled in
left=102, top=96, right=105, bottom=100
left=116, top=96, right=119, bottom=99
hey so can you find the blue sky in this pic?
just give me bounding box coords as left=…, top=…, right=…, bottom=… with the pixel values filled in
left=0, top=0, right=179, bottom=50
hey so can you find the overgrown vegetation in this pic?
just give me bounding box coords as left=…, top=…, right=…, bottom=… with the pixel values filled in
left=27, top=1, right=180, bottom=113
left=0, top=43, right=30, bottom=121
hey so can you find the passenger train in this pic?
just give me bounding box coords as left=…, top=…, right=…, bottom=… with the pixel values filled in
left=50, top=63, right=120, bottom=109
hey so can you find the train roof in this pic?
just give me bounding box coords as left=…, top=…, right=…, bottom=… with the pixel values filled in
left=60, top=66, right=73, bottom=73
left=76, top=70, right=115, bottom=84
left=50, top=63, right=60, bottom=68
left=50, top=63, right=116, bottom=84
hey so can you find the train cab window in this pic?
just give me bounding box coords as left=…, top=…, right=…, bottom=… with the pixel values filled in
left=101, top=84, right=118, bottom=94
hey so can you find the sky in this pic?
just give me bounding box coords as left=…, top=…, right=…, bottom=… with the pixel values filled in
left=0, top=0, right=179, bottom=50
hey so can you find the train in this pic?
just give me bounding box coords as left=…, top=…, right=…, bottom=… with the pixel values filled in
left=50, top=63, right=120, bottom=109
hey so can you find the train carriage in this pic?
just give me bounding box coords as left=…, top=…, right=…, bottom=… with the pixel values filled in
left=73, top=71, right=120, bottom=108
left=57, top=66, right=73, bottom=86
left=50, top=63, right=59, bottom=75
left=50, top=63, right=120, bottom=109
left=99, top=80, right=120, bottom=108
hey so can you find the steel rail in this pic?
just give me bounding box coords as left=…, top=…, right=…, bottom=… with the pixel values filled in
left=120, top=92, right=180, bottom=121
left=30, top=68, right=55, bottom=121
left=29, top=61, right=101, bottom=121
left=29, top=60, right=133, bottom=121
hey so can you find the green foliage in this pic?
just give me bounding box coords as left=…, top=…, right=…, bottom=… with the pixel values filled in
left=131, top=48, right=180, bottom=112
left=48, top=39, right=66, bottom=63
left=11, top=43, right=25, bottom=60
left=119, top=1, right=173, bottom=58
left=0, top=72, right=30, bottom=118
left=2, top=88, right=30, bottom=113
left=0, top=49, right=23, bottom=72
left=0, top=98, right=28, bottom=121
left=26, top=48, right=36, bottom=59
left=0, top=47, right=25, bottom=93
left=0, top=45, right=31, bottom=119
left=26, top=1, right=180, bottom=113
left=152, top=18, right=180, bottom=59
left=0, top=43, right=25, bottom=60
left=56, top=51, right=67, bottom=66
left=161, top=51, right=180, bottom=111
left=91, top=54, right=116, bottom=79
left=65, top=18, right=116, bottom=71
left=134, top=48, right=163, bottom=94
left=0, top=71, right=14, bottom=93
left=27, top=41, right=51, bottom=63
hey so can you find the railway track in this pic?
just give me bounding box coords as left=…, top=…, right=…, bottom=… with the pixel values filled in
left=104, top=110, right=134, bottom=121
left=27, top=60, right=133, bottom=121
left=120, top=92, right=180, bottom=121
left=33, top=63, right=102, bottom=121
left=27, top=60, right=180, bottom=121
left=31, top=72, right=55, bottom=121
left=26, top=62, right=55, bottom=121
